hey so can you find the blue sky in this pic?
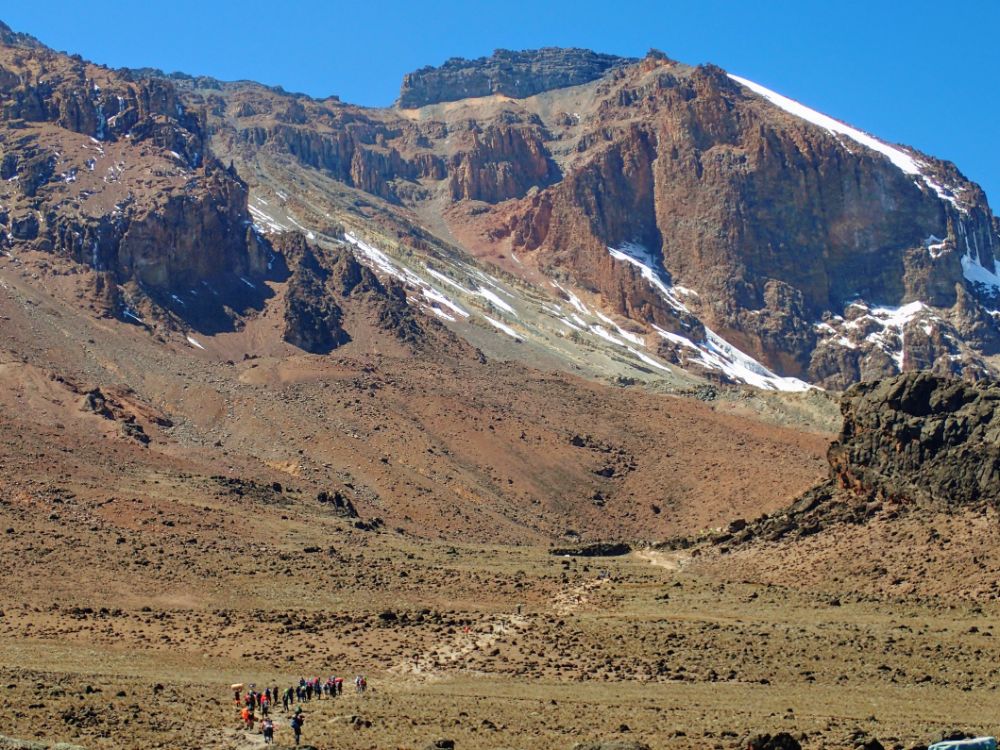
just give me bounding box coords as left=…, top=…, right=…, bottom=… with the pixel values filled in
left=4, top=1, right=998, bottom=206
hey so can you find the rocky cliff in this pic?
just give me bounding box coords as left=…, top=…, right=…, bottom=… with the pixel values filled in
left=277, top=231, right=429, bottom=353
left=0, top=24, right=275, bottom=333
left=829, top=372, right=1000, bottom=507
left=712, top=373, right=1000, bottom=548
left=398, top=48, right=633, bottom=108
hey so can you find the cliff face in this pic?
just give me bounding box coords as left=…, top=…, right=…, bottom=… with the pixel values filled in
left=829, top=373, right=1000, bottom=507
left=0, top=27, right=269, bottom=329
left=398, top=48, right=633, bottom=108
left=277, top=232, right=430, bottom=354
left=498, top=59, right=1000, bottom=386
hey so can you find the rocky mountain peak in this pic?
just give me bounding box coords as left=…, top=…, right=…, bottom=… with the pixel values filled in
left=0, top=19, right=44, bottom=49
left=397, top=47, right=635, bottom=108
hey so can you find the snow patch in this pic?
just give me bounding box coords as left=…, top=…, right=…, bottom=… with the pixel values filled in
left=186, top=335, right=205, bottom=350
left=728, top=74, right=962, bottom=209
left=484, top=315, right=521, bottom=341
left=608, top=243, right=691, bottom=313
left=653, top=325, right=811, bottom=392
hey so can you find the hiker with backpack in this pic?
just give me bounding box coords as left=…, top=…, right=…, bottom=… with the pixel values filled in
left=261, top=717, right=274, bottom=744
left=290, top=709, right=304, bottom=746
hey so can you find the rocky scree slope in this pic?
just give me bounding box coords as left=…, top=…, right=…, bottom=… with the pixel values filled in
left=180, top=48, right=1000, bottom=390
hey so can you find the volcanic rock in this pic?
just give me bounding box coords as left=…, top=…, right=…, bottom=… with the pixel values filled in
left=398, top=48, right=633, bottom=108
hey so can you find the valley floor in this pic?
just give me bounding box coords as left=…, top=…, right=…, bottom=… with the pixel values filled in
left=3, top=539, right=999, bottom=750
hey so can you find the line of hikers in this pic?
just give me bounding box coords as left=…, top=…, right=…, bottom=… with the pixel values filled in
left=232, top=676, right=368, bottom=745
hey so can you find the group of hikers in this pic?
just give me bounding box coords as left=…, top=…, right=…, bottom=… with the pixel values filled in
left=232, top=676, right=368, bottom=745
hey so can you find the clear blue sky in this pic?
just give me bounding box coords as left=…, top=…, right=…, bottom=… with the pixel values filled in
left=5, top=1, right=998, bottom=207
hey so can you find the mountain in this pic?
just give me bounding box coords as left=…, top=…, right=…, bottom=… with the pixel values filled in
left=2, top=27, right=997, bottom=391
left=3, top=23, right=1000, bottom=750
left=172, top=47, right=1000, bottom=391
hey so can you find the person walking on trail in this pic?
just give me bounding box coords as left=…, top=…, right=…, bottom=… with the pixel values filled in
left=262, top=717, right=274, bottom=745
left=290, top=711, right=304, bottom=746
left=282, top=687, right=290, bottom=712
left=240, top=705, right=253, bottom=730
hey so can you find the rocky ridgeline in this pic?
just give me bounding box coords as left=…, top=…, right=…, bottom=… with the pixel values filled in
left=398, top=48, right=633, bottom=108
left=710, top=373, right=1000, bottom=548
left=502, top=58, right=1000, bottom=386
left=0, top=23, right=273, bottom=332
left=276, top=232, right=434, bottom=354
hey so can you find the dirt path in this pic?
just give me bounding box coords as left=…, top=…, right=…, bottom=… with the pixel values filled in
left=634, top=548, right=690, bottom=572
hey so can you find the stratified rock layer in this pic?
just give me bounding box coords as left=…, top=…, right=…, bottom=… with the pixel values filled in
left=398, top=48, right=632, bottom=108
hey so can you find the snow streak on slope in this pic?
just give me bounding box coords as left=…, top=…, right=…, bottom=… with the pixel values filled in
left=610, top=244, right=811, bottom=392
left=727, top=74, right=960, bottom=208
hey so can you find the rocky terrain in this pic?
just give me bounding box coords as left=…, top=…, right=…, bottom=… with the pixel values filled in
left=163, top=46, right=1000, bottom=391
left=2, top=18, right=1000, bottom=750
left=398, top=48, right=634, bottom=107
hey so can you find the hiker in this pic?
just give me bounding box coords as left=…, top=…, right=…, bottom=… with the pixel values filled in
left=282, top=687, right=291, bottom=712
left=291, top=714, right=302, bottom=746
left=335, top=676, right=343, bottom=695
left=290, top=712, right=304, bottom=746
left=260, top=693, right=269, bottom=716
left=240, top=705, right=253, bottom=730
left=262, top=717, right=274, bottom=744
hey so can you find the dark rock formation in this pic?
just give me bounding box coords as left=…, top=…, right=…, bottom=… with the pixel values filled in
left=398, top=48, right=633, bottom=108
left=745, top=734, right=802, bottom=750
left=716, top=373, right=1000, bottom=550
left=277, top=232, right=429, bottom=353
left=829, top=372, right=1000, bottom=507
left=549, top=542, right=631, bottom=557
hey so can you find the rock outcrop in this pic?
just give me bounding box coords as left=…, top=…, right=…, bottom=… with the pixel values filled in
left=829, top=372, right=1000, bottom=507
left=398, top=48, right=633, bottom=108
left=277, top=232, right=429, bottom=353
left=713, top=373, right=1000, bottom=549
left=0, top=25, right=273, bottom=331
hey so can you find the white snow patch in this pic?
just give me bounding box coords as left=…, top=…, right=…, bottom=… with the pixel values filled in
left=286, top=214, right=316, bottom=240
left=626, top=346, right=673, bottom=373
left=596, top=311, right=645, bottom=346
left=961, top=253, right=1000, bottom=293
left=422, top=287, right=470, bottom=318
left=653, top=325, right=810, bottom=392
left=425, top=267, right=517, bottom=315
left=484, top=315, right=521, bottom=341
left=238, top=276, right=256, bottom=289
left=186, top=335, right=205, bottom=350
left=728, top=74, right=961, bottom=208
left=248, top=205, right=289, bottom=234
left=424, top=305, right=456, bottom=322
left=478, top=287, right=517, bottom=316
left=590, top=325, right=628, bottom=347
left=552, top=281, right=591, bottom=315
left=608, top=243, right=690, bottom=312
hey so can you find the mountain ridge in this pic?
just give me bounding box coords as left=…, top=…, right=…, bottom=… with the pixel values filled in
left=1, top=20, right=998, bottom=392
